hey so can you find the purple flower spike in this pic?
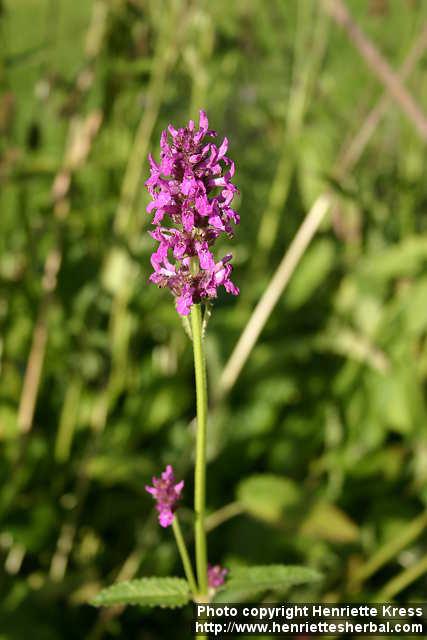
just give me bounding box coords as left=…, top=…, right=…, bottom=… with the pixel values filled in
left=145, top=465, right=184, bottom=528
left=207, top=563, right=228, bottom=589
left=146, top=110, right=239, bottom=316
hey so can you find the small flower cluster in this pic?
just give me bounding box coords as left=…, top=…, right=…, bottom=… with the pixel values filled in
left=146, top=110, right=239, bottom=315
left=145, top=465, right=184, bottom=528
left=146, top=465, right=228, bottom=589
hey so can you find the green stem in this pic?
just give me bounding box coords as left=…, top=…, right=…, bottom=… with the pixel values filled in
left=190, top=303, right=208, bottom=596
left=377, top=553, right=427, bottom=601
left=172, top=517, right=198, bottom=595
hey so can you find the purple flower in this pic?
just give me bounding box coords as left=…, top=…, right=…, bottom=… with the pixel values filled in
left=145, top=465, right=184, bottom=527
left=207, top=563, right=228, bottom=589
left=146, top=110, right=239, bottom=315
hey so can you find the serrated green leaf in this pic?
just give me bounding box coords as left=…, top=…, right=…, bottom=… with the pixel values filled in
left=91, top=577, right=191, bottom=609
left=215, top=565, right=321, bottom=602
left=237, top=474, right=301, bottom=523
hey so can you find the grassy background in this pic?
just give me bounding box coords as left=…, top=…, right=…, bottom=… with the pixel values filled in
left=1, top=0, right=427, bottom=637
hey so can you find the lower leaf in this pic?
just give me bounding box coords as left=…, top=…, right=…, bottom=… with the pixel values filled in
left=91, top=577, right=191, bottom=609
left=215, top=565, right=321, bottom=602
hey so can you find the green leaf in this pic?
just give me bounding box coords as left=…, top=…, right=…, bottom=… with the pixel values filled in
left=286, top=238, right=335, bottom=308
left=300, top=501, right=359, bottom=543
left=101, top=247, right=137, bottom=295
left=215, top=565, right=321, bottom=602
left=357, top=236, right=427, bottom=282
left=91, top=577, right=191, bottom=609
left=369, top=369, right=413, bottom=435
left=237, top=474, right=301, bottom=524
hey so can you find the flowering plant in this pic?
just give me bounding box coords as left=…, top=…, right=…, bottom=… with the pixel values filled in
left=91, top=112, right=320, bottom=628
left=146, top=110, right=239, bottom=315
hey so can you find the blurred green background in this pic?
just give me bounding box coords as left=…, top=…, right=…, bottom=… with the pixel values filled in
left=2, top=0, right=427, bottom=637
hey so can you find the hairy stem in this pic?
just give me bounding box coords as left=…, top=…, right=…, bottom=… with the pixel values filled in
left=190, top=303, right=208, bottom=596
left=172, top=518, right=198, bottom=595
